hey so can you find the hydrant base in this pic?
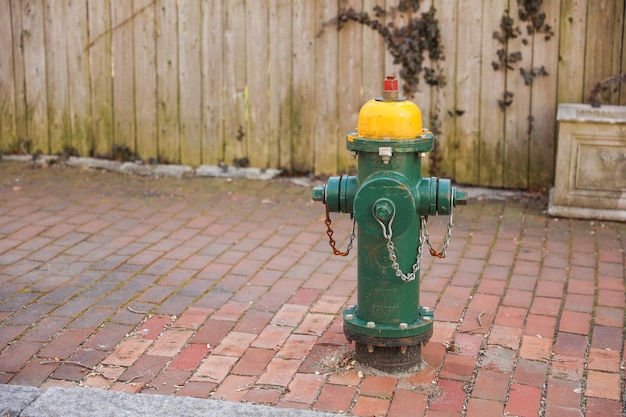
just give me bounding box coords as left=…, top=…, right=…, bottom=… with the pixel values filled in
left=345, top=328, right=432, bottom=373
left=354, top=342, right=424, bottom=373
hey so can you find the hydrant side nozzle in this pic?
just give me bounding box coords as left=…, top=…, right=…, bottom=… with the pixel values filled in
left=453, top=188, right=468, bottom=206
left=312, top=185, right=326, bottom=203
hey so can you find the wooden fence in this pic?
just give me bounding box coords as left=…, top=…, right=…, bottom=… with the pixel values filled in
left=0, top=0, right=624, bottom=189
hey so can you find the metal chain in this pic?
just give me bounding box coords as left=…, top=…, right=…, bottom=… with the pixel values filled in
left=422, top=209, right=455, bottom=258
left=324, top=205, right=356, bottom=257
left=375, top=206, right=455, bottom=282
left=375, top=212, right=424, bottom=282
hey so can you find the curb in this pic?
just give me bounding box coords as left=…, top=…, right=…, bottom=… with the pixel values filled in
left=0, top=384, right=343, bottom=417
left=0, top=155, right=282, bottom=180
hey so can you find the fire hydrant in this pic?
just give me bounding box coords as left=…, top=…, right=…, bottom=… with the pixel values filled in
left=312, top=76, right=467, bottom=372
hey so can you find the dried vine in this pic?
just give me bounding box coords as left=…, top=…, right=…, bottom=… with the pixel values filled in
left=320, top=0, right=445, bottom=175
left=492, top=0, right=554, bottom=110
left=320, top=0, right=445, bottom=97
left=589, top=73, right=626, bottom=107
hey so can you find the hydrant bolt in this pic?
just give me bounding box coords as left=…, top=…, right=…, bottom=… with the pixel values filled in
left=373, top=199, right=394, bottom=222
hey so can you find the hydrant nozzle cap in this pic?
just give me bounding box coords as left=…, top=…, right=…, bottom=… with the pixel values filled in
left=383, top=76, right=398, bottom=101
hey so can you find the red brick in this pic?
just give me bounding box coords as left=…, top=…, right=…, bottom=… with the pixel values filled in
left=327, top=370, right=362, bottom=387
left=314, top=384, right=356, bottom=413
left=586, top=370, right=621, bottom=400
left=103, top=338, right=152, bottom=367
left=38, top=328, right=94, bottom=360
left=141, top=370, right=192, bottom=395
left=359, top=375, right=397, bottom=398
left=530, top=296, right=561, bottom=316
left=288, top=288, right=322, bottom=305
left=594, top=306, right=624, bottom=327
left=351, top=395, right=390, bottom=417
left=174, top=381, right=217, bottom=398
left=585, top=397, right=622, bottom=417
left=429, top=379, right=465, bottom=412
left=212, top=374, right=256, bottom=402
left=251, top=324, right=292, bottom=350
left=494, top=306, right=527, bottom=329
left=520, top=336, right=551, bottom=361
left=388, top=389, right=427, bottom=417
left=211, top=331, right=256, bottom=357
left=588, top=347, right=621, bottom=372
left=553, top=332, right=587, bottom=357
left=524, top=314, right=556, bottom=338
left=51, top=348, right=107, bottom=381
left=454, top=333, right=484, bottom=358
left=472, top=370, right=509, bottom=401
left=505, top=384, right=541, bottom=417
left=502, top=289, right=533, bottom=308
left=231, top=347, right=275, bottom=376
left=439, top=354, right=476, bottom=381
left=169, top=343, right=210, bottom=371
left=558, top=310, right=591, bottom=335
left=465, top=398, right=504, bottom=417
left=232, top=308, right=273, bottom=333
left=211, top=300, right=249, bottom=321
left=242, top=385, right=282, bottom=405
left=270, top=303, right=308, bottom=327
left=83, top=322, right=134, bottom=351
left=21, top=316, right=71, bottom=342
left=550, top=356, right=584, bottom=381
left=149, top=330, right=193, bottom=357
left=545, top=378, right=581, bottom=408
left=137, top=316, right=172, bottom=340
left=487, top=325, right=522, bottom=350
left=513, top=358, right=548, bottom=386
left=277, top=334, right=317, bottom=360
left=543, top=404, right=583, bottom=417
left=173, top=307, right=213, bottom=329
left=591, top=326, right=622, bottom=350
left=9, top=360, right=58, bottom=386
left=311, top=295, right=346, bottom=314
left=191, top=354, right=237, bottom=384
left=283, top=373, right=324, bottom=403
left=190, top=319, right=234, bottom=345
left=256, top=357, right=300, bottom=386
left=119, top=354, right=169, bottom=382
left=296, top=313, right=334, bottom=336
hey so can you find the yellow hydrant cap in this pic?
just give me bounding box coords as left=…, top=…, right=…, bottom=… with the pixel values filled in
left=355, top=76, right=423, bottom=140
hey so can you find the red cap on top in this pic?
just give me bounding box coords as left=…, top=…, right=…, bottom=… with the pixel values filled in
left=383, top=76, right=399, bottom=100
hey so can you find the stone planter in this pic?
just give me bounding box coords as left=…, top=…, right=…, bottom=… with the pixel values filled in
left=548, top=103, right=626, bottom=222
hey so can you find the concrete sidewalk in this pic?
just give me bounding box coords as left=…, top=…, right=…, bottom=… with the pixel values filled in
left=0, top=160, right=624, bottom=416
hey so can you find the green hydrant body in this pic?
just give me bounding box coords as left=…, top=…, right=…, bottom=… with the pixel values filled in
left=312, top=77, right=466, bottom=372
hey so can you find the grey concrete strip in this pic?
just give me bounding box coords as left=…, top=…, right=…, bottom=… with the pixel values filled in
left=9, top=385, right=343, bottom=417
left=0, top=385, right=41, bottom=417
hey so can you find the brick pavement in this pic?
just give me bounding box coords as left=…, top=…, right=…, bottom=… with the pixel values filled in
left=0, top=160, right=624, bottom=416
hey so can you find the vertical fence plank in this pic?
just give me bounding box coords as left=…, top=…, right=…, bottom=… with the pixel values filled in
left=292, top=0, right=316, bottom=173
left=156, top=0, right=179, bottom=164
left=609, top=0, right=624, bottom=105
left=88, top=0, right=114, bottom=158
left=42, top=0, right=68, bottom=155
left=337, top=0, right=363, bottom=174
left=111, top=1, right=135, bottom=154
left=0, top=0, right=17, bottom=152
left=133, top=0, right=157, bottom=162
left=453, top=0, right=482, bottom=185
left=557, top=0, right=587, bottom=104
left=21, top=0, right=49, bottom=154
left=478, top=0, right=506, bottom=187
left=313, top=0, right=338, bottom=175
left=223, top=0, right=247, bottom=168
left=583, top=0, right=621, bottom=105
left=66, top=0, right=92, bottom=157
left=246, top=0, right=270, bottom=168
left=361, top=0, right=385, bottom=104
left=201, top=0, right=223, bottom=166
left=621, top=2, right=626, bottom=105
left=503, top=0, right=530, bottom=189
left=10, top=0, right=27, bottom=147
left=436, top=0, right=457, bottom=180
left=528, top=2, right=560, bottom=189
left=178, top=0, right=202, bottom=166
left=269, top=0, right=293, bottom=171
